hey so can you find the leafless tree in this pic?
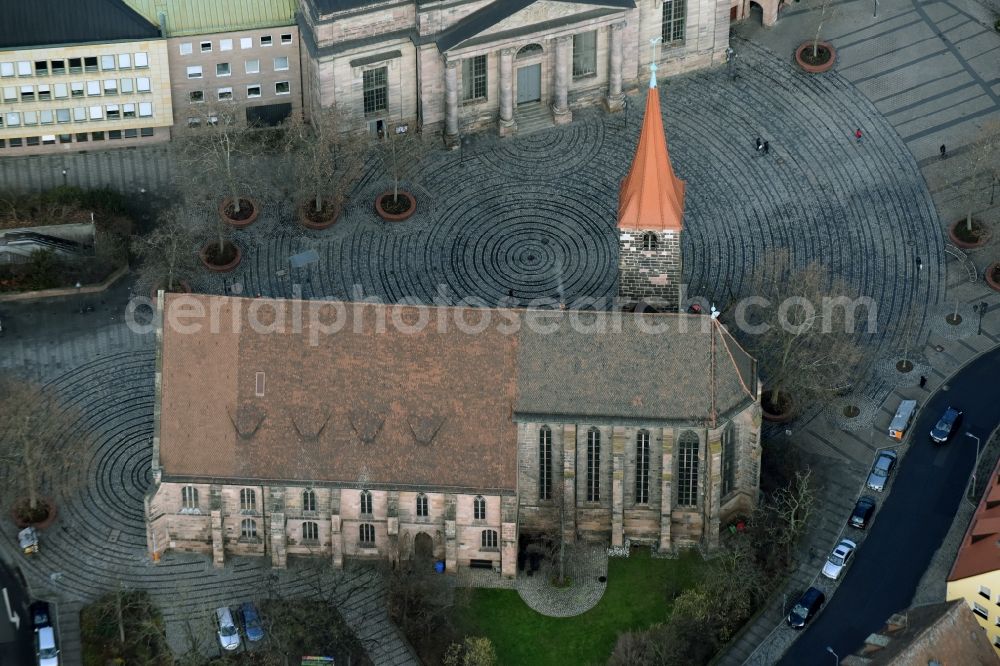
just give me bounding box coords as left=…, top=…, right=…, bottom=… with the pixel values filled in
left=81, top=584, right=170, bottom=665
left=950, top=120, right=1000, bottom=234
left=769, top=467, right=816, bottom=563
left=726, top=251, right=868, bottom=413
left=373, top=124, right=427, bottom=205
left=132, top=206, right=199, bottom=294
left=284, top=105, right=366, bottom=220
left=0, top=378, right=83, bottom=516
left=810, top=0, right=835, bottom=59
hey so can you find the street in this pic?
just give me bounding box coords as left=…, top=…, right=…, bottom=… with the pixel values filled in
left=780, top=346, right=1000, bottom=664
left=0, top=555, right=33, bottom=666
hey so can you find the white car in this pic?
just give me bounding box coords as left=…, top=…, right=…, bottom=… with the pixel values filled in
left=821, top=539, right=857, bottom=580
left=215, top=607, right=241, bottom=651
left=36, top=625, right=59, bottom=666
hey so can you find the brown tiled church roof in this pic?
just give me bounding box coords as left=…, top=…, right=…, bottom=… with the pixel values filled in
left=948, top=455, right=1000, bottom=581
left=157, top=296, right=756, bottom=492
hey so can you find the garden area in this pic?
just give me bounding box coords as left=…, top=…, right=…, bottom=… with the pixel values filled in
left=461, top=548, right=707, bottom=666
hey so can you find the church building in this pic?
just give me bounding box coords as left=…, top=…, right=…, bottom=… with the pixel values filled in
left=144, top=75, right=762, bottom=576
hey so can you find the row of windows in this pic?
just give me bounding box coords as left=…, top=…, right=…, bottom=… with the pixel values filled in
left=187, top=82, right=288, bottom=105
left=185, top=58, right=288, bottom=79
left=537, top=426, right=732, bottom=508
left=2, top=103, right=153, bottom=128
left=0, top=128, right=155, bottom=150
left=179, top=34, right=292, bottom=55
left=183, top=486, right=482, bottom=521
left=0, top=53, right=150, bottom=78
left=2, top=78, right=152, bottom=103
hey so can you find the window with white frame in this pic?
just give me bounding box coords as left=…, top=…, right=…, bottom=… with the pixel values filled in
left=240, top=37, right=253, bottom=49
left=245, top=59, right=260, bottom=74
left=41, top=135, right=56, bottom=144
left=86, top=81, right=100, bottom=96
left=216, top=62, right=231, bottom=77
left=17, top=61, right=31, bottom=76
left=0, top=63, right=13, bottom=77
left=123, top=103, right=135, bottom=119
left=302, top=521, right=319, bottom=541
left=136, top=77, right=150, bottom=92
left=273, top=56, right=289, bottom=71
left=260, top=35, right=272, bottom=46
left=5, top=112, right=20, bottom=127
left=416, top=493, right=428, bottom=517
left=973, top=602, right=989, bottom=620
left=120, top=78, right=133, bottom=94
left=181, top=485, right=199, bottom=510
left=84, top=57, right=98, bottom=72
left=246, top=85, right=261, bottom=98
left=117, top=53, right=131, bottom=69
left=980, top=586, right=992, bottom=600
left=240, top=488, right=256, bottom=512
left=68, top=57, right=82, bottom=73
left=186, top=66, right=202, bottom=79
left=362, top=67, right=386, bottom=114
left=473, top=495, right=486, bottom=521
left=71, top=82, right=84, bottom=97
left=220, top=39, right=233, bottom=51
left=302, top=489, right=317, bottom=512
left=22, top=111, right=37, bottom=125
left=37, top=84, right=50, bottom=100
left=275, top=81, right=289, bottom=95
left=56, top=108, right=70, bottom=123
left=34, top=60, right=48, bottom=76
left=200, top=41, right=212, bottom=53
left=241, top=518, right=258, bottom=539
left=217, top=87, right=233, bottom=101
left=105, top=104, right=120, bottom=120
left=1, top=87, right=13, bottom=102
left=73, top=107, right=86, bottom=121
left=360, top=490, right=373, bottom=515
left=103, top=79, right=117, bottom=95
left=54, top=83, right=68, bottom=98
left=179, top=43, right=193, bottom=55
left=88, top=106, right=102, bottom=120
left=39, top=110, right=53, bottom=124
left=51, top=60, right=65, bottom=74
left=101, top=55, right=115, bottom=70
left=662, top=0, right=687, bottom=44
left=462, top=55, right=487, bottom=101
left=19, top=85, right=33, bottom=102
left=481, top=529, right=498, bottom=549
left=281, top=33, right=292, bottom=44
left=359, top=523, right=375, bottom=546
left=572, top=31, right=597, bottom=78
left=135, top=52, right=148, bottom=68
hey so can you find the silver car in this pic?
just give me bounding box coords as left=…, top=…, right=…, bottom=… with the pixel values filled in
left=866, top=450, right=898, bottom=492
left=821, top=539, right=857, bottom=580
left=215, top=607, right=240, bottom=652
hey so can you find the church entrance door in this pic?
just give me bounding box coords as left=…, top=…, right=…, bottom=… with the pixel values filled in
left=517, top=64, right=541, bottom=104
left=413, top=532, right=433, bottom=562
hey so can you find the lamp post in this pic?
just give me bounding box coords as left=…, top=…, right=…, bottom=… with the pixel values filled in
left=967, top=431, right=981, bottom=505
left=826, top=646, right=839, bottom=664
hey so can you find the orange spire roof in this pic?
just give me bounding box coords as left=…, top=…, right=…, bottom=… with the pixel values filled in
left=618, top=76, right=685, bottom=231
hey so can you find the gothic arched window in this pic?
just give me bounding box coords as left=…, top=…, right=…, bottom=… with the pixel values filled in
left=587, top=428, right=601, bottom=502
left=677, top=431, right=699, bottom=507
left=635, top=430, right=650, bottom=504
left=474, top=495, right=486, bottom=521
left=642, top=232, right=657, bottom=251
left=360, top=490, right=373, bottom=516
left=539, top=426, right=552, bottom=501
left=302, top=489, right=317, bottom=512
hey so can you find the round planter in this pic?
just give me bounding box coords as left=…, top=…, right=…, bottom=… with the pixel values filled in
left=375, top=191, right=416, bottom=222
left=199, top=241, right=242, bottom=273
left=986, top=262, right=1000, bottom=292
left=298, top=200, right=341, bottom=230
left=219, top=197, right=260, bottom=228
left=795, top=41, right=836, bottom=73
left=11, top=498, right=58, bottom=530
left=761, top=390, right=796, bottom=423
left=150, top=279, right=192, bottom=305
left=948, top=218, right=991, bottom=249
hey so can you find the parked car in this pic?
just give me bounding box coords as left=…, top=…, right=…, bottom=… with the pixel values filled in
left=849, top=496, right=877, bottom=529
left=29, top=601, right=51, bottom=630
left=786, top=587, right=825, bottom=629
left=929, top=406, right=963, bottom=444
left=866, top=450, right=898, bottom=492
left=821, top=539, right=857, bottom=580
left=215, top=607, right=241, bottom=652
left=36, top=625, right=59, bottom=666
left=238, top=601, right=265, bottom=642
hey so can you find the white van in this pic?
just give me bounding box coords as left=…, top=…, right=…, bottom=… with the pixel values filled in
left=216, top=607, right=241, bottom=651
left=37, top=625, right=59, bottom=666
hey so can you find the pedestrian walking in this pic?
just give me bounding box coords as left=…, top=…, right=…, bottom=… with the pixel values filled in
left=755, top=137, right=763, bottom=152
left=916, top=256, right=923, bottom=270
left=763, top=141, right=770, bottom=155
left=919, top=375, right=927, bottom=388
left=855, top=128, right=863, bottom=143
left=940, top=144, right=947, bottom=159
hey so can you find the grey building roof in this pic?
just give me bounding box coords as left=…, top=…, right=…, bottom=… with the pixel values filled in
left=0, top=0, right=160, bottom=49
left=514, top=312, right=757, bottom=424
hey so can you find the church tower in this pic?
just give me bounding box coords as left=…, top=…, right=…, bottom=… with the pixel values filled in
left=617, top=64, right=686, bottom=312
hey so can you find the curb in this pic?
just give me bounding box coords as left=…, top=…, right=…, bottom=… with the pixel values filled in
left=0, top=265, right=128, bottom=303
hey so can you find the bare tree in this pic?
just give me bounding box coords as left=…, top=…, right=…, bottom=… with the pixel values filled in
left=769, top=467, right=816, bottom=563
left=373, top=125, right=427, bottom=209
left=172, top=101, right=257, bottom=249
left=951, top=120, right=1000, bottom=235
left=726, top=251, right=868, bottom=414
left=285, top=105, right=366, bottom=222
left=809, top=0, right=835, bottom=59
left=0, top=378, right=83, bottom=518
left=132, top=206, right=199, bottom=294
left=81, top=584, right=170, bottom=665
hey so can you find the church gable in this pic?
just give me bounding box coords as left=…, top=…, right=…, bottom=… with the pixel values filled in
left=480, top=1, right=626, bottom=38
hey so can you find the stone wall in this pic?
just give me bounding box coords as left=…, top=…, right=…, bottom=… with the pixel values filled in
left=618, top=228, right=683, bottom=311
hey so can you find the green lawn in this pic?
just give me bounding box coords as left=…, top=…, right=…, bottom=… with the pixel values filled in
left=460, top=548, right=706, bottom=666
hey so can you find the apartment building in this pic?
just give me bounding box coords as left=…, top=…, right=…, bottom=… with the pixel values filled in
left=124, top=1, right=301, bottom=129
left=0, top=1, right=173, bottom=156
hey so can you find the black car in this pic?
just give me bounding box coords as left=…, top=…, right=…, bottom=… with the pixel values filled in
left=849, top=496, right=877, bottom=529
left=929, top=406, right=963, bottom=444
left=29, top=601, right=51, bottom=631
left=786, top=587, right=825, bottom=629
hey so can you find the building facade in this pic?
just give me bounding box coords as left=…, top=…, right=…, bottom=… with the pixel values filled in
left=298, top=0, right=732, bottom=139
left=0, top=2, right=172, bottom=156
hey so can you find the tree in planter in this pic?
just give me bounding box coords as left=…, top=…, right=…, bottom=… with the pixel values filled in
left=173, top=100, right=257, bottom=237
left=284, top=105, right=366, bottom=224
left=725, top=251, right=869, bottom=414
left=808, top=0, right=835, bottom=61
left=0, top=378, right=84, bottom=521
left=373, top=124, right=427, bottom=213
left=132, top=206, right=199, bottom=294
left=950, top=120, right=999, bottom=239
